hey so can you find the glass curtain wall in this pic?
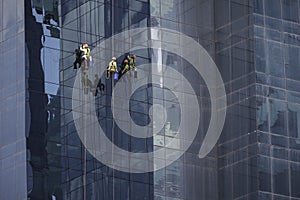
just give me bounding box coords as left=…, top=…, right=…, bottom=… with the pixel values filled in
left=24, top=0, right=300, bottom=199
left=254, top=0, right=300, bottom=199
left=60, top=0, right=153, bottom=199
left=214, top=0, right=257, bottom=199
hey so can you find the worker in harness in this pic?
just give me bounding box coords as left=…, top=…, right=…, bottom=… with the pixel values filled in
left=127, top=54, right=136, bottom=71
left=80, top=43, right=91, bottom=69
left=106, top=57, right=118, bottom=79
left=118, top=59, right=130, bottom=79
left=73, top=48, right=83, bottom=69
left=73, top=43, right=91, bottom=69
left=125, top=53, right=137, bottom=78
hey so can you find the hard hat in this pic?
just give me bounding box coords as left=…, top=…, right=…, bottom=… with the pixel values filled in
left=83, top=43, right=89, bottom=48
left=124, top=59, right=128, bottom=63
left=131, top=54, right=136, bottom=59
left=112, top=57, right=116, bottom=60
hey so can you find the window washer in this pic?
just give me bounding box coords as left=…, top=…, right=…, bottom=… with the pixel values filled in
left=73, top=48, right=84, bottom=69
left=127, top=54, right=137, bottom=78
left=120, top=59, right=130, bottom=76
left=127, top=54, right=136, bottom=71
left=80, top=43, right=91, bottom=68
left=106, top=57, right=118, bottom=79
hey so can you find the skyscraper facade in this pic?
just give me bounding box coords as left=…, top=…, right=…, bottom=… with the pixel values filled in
left=0, top=0, right=300, bottom=200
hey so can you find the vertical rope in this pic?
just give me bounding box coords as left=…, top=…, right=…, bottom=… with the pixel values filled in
left=76, top=0, right=80, bottom=45
left=76, top=0, right=87, bottom=199
left=83, top=1, right=88, bottom=200
left=111, top=1, right=115, bottom=200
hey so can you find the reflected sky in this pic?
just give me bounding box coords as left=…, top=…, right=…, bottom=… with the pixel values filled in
left=32, top=8, right=60, bottom=95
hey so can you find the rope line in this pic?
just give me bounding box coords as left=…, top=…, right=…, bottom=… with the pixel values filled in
left=83, top=1, right=87, bottom=200
left=111, top=1, right=115, bottom=199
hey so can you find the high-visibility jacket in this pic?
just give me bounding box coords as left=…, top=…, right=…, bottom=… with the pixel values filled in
left=80, top=46, right=90, bottom=57
left=127, top=55, right=135, bottom=69
left=108, top=60, right=117, bottom=72
left=122, top=63, right=130, bottom=74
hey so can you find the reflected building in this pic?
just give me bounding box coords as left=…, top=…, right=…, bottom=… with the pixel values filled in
left=1, top=0, right=300, bottom=200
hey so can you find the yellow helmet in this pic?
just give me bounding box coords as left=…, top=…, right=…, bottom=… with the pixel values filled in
left=83, top=43, right=89, bottom=48
left=112, top=57, right=116, bottom=60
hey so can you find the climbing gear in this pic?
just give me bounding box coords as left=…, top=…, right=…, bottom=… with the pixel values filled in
left=121, top=62, right=130, bottom=74
left=108, top=59, right=117, bottom=72
left=124, top=54, right=137, bottom=78
left=127, top=54, right=137, bottom=78
left=127, top=54, right=136, bottom=70
left=106, top=57, right=118, bottom=79
left=79, top=44, right=91, bottom=69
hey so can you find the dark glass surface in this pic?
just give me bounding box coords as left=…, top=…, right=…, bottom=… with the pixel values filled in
left=0, top=0, right=298, bottom=199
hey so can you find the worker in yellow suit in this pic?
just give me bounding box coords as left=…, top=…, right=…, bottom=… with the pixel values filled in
left=106, top=57, right=118, bottom=79
left=80, top=43, right=91, bottom=69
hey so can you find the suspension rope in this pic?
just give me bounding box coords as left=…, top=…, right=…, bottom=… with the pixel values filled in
left=111, top=0, right=115, bottom=199
left=75, top=0, right=87, bottom=199
left=83, top=1, right=87, bottom=200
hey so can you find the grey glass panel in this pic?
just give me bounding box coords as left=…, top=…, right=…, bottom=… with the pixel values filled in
left=265, top=17, right=282, bottom=31
left=257, top=97, right=269, bottom=132
left=258, top=156, right=271, bottom=192
left=255, top=38, right=266, bottom=73
left=254, top=0, right=264, bottom=14
left=282, top=0, right=299, bottom=22
left=285, top=45, right=300, bottom=81
left=258, top=192, right=272, bottom=199
left=272, top=159, right=289, bottom=196
left=269, top=99, right=287, bottom=136
left=291, top=162, right=300, bottom=198
left=215, top=0, right=230, bottom=28
left=267, top=41, right=284, bottom=77
left=264, top=0, right=281, bottom=18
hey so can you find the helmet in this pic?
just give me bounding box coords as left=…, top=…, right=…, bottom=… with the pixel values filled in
left=124, top=59, right=128, bottom=63
left=112, top=57, right=116, bottom=60
left=131, top=54, right=136, bottom=59
left=83, top=43, right=89, bottom=48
